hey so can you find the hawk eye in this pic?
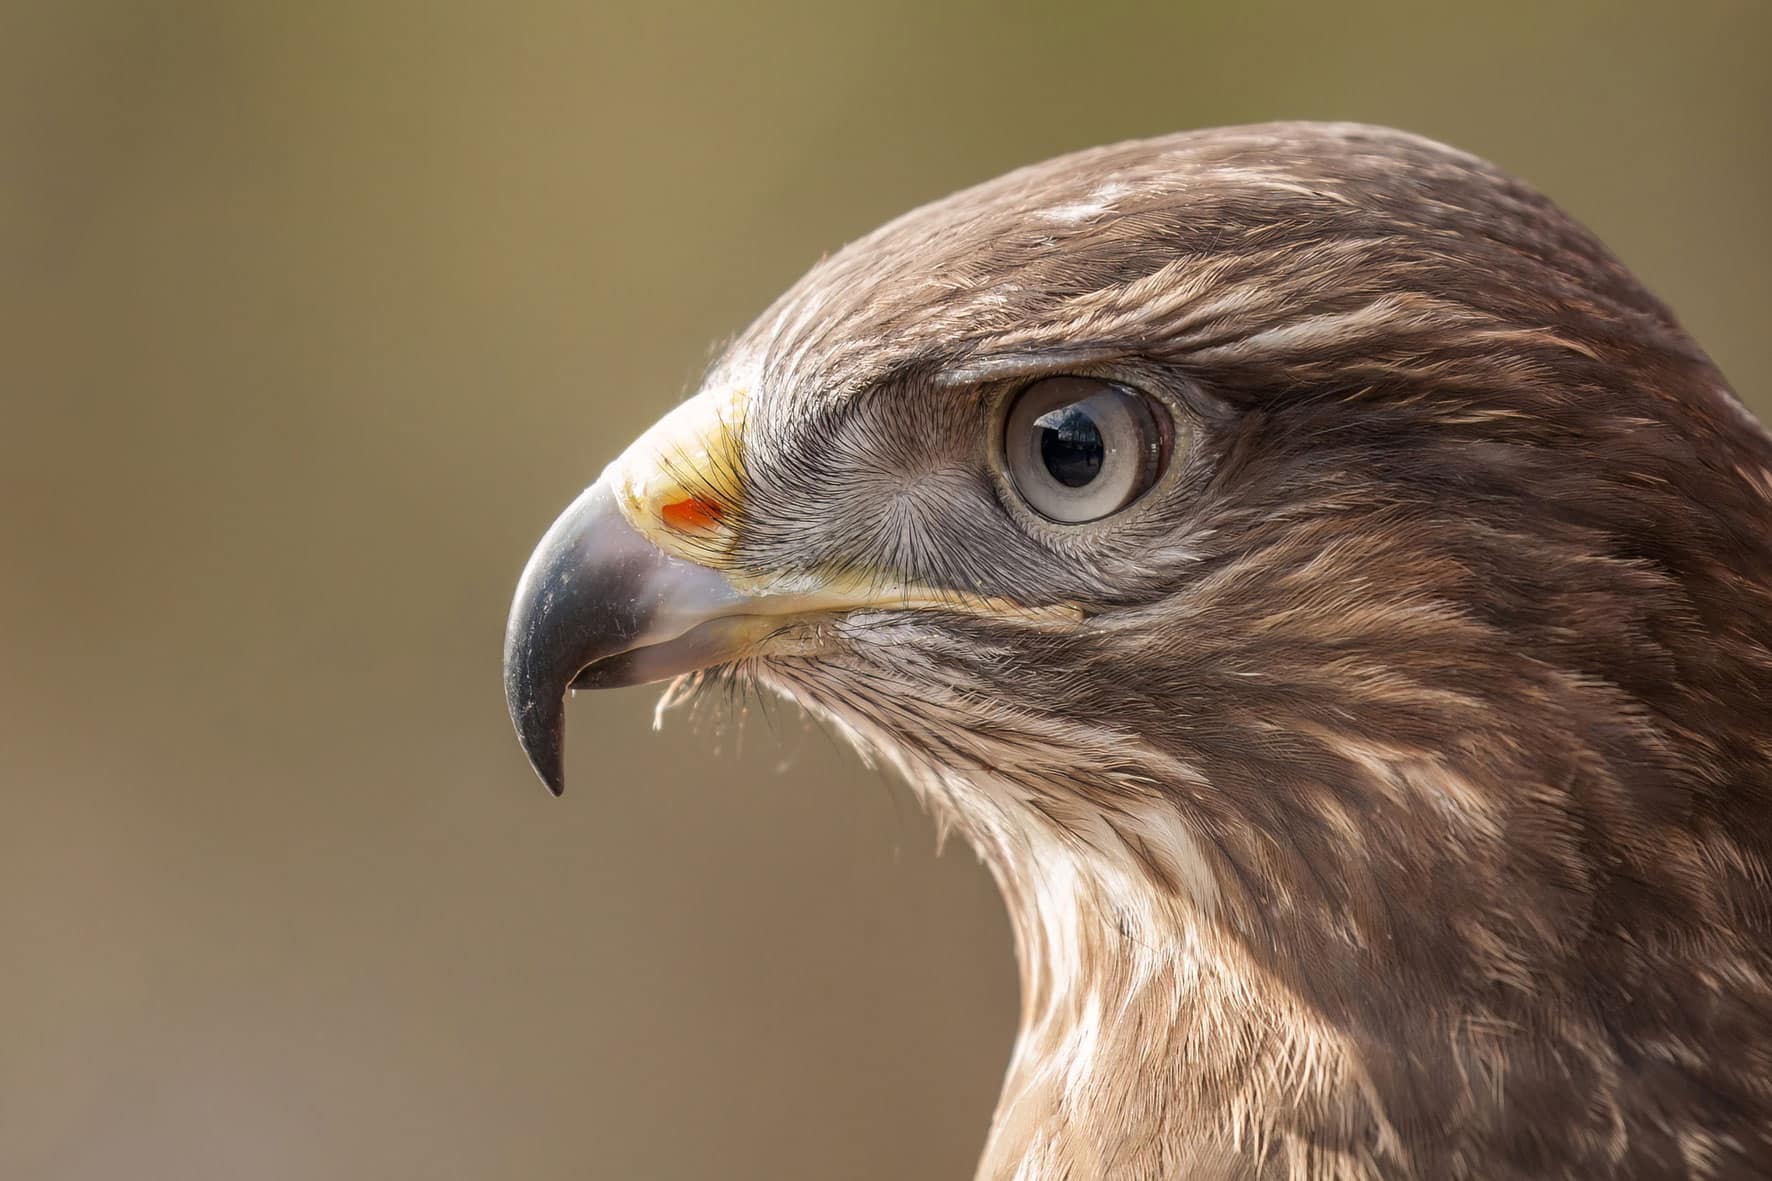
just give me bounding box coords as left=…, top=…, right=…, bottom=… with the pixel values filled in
left=1003, top=377, right=1168, bottom=523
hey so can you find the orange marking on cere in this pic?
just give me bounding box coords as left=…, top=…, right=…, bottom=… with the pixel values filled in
left=660, top=495, right=726, bottom=532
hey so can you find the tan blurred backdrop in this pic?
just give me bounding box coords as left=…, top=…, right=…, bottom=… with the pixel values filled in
left=2, top=3, right=1767, bottom=1178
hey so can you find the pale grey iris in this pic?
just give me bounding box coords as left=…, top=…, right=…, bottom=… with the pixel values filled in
left=1003, top=376, right=1167, bottom=523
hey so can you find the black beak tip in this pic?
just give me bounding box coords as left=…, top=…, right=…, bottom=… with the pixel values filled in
left=504, top=486, right=606, bottom=800
left=506, top=666, right=569, bottom=797
left=504, top=596, right=571, bottom=797
left=524, top=720, right=567, bottom=798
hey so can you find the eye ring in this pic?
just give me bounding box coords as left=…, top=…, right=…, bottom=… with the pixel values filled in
left=1002, top=377, right=1170, bottom=523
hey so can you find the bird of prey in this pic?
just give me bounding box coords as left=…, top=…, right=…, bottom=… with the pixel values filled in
left=503, top=123, right=1772, bottom=1178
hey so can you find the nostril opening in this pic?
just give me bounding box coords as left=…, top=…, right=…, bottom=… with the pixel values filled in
left=661, top=495, right=725, bottom=532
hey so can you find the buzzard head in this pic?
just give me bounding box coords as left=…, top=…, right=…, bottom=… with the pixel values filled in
left=504, top=123, right=1772, bottom=1177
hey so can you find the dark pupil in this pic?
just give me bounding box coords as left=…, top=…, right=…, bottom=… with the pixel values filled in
left=1036, top=405, right=1104, bottom=487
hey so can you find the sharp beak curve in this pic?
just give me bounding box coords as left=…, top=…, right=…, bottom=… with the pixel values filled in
left=502, top=479, right=753, bottom=796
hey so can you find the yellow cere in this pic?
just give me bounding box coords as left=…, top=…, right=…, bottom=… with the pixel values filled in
left=608, top=384, right=750, bottom=565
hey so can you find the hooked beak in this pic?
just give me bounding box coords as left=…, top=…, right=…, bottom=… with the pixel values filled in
left=505, top=385, right=764, bottom=796
left=501, top=479, right=761, bottom=796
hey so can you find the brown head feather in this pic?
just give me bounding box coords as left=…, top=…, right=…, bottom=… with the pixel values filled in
left=683, top=123, right=1772, bottom=1177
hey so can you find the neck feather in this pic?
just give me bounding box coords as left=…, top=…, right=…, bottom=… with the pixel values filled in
left=956, top=786, right=1387, bottom=1180
left=766, top=678, right=1393, bottom=1179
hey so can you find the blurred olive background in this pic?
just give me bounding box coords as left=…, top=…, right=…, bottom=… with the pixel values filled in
left=3, top=3, right=1767, bottom=1178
